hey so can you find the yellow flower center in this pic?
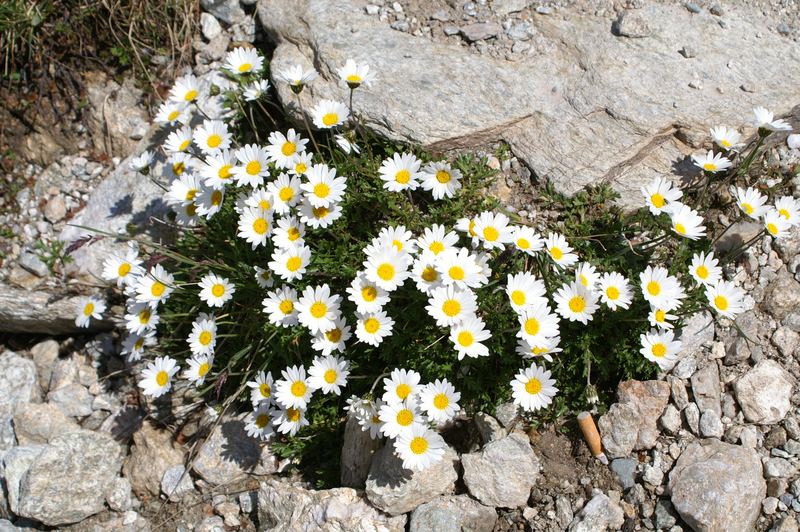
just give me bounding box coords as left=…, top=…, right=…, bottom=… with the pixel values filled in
left=721, top=139, right=731, bottom=148
left=151, top=282, right=165, bottom=297
left=703, top=162, right=717, bottom=171
left=322, top=113, right=339, bottom=126
left=279, top=187, right=295, bottom=202
left=346, top=74, right=362, bottom=83
left=442, top=299, right=461, bottom=317
left=186, top=204, right=198, bottom=216
left=287, top=408, right=301, bottom=422
left=291, top=380, right=307, bottom=397
left=179, top=140, right=191, bottom=153
left=139, top=309, right=151, bottom=324
left=83, top=302, right=95, bottom=316
left=281, top=141, right=296, bottom=156
left=134, top=338, right=145, bottom=350
left=259, top=199, right=271, bottom=210
left=433, top=393, right=449, bottom=410
left=287, top=227, right=301, bottom=241
left=199, top=331, right=213, bottom=346
left=361, top=286, right=377, bottom=302
left=429, top=241, right=444, bottom=254
left=524, top=318, right=539, bottom=336
left=295, top=162, right=307, bottom=175
left=211, top=190, right=223, bottom=206
left=167, top=109, right=180, bottom=122
left=779, top=209, right=790, bottom=220
left=279, top=299, right=294, bottom=314
left=767, top=223, right=779, bottom=236
left=550, top=247, right=563, bottom=260
left=396, top=383, right=412, bottom=400
left=238, top=63, right=252, bottom=73
left=448, top=266, right=465, bottom=281
left=392, top=240, right=403, bottom=252
left=525, top=378, right=542, bottom=395
left=310, top=302, right=327, bottom=318
left=511, top=290, right=526, bottom=306
left=457, top=331, right=474, bottom=347
left=435, top=170, right=451, bottom=184
left=396, top=409, right=413, bottom=426
left=325, top=328, right=342, bottom=343
left=313, top=183, right=330, bottom=198
left=579, top=274, right=589, bottom=287
left=323, top=369, right=338, bottom=383
left=184, top=89, right=197, bottom=102
left=156, top=371, right=169, bottom=387
left=568, top=296, right=586, bottom=313
left=606, top=286, right=620, bottom=300
left=675, top=223, right=687, bottom=235
left=218, top=165, right=232, bottom=179
left=517, top=238, right=530, bottom=249
left=647, top=281, right=660, bottom=296
left=207, top=134, right=221, bottom=148
left=742, top=203, right=753, bottom=215
left=286, top=256, right=302, bottom=272
left=173, top=162, right=186, bottom=175
left=468, top=220, right=476, bottom=237
left=483, top=227, right=499, bottom=241
left=651, top=343, right=667, bottom=357
left=198, top=362, right=210, bottom=377
left=409, top=436, right=429, bottom=455
left=421, top=266, right=438, bottom=282
left=255, top=413, right=269, bottom=428
left=312, top=206, right=329, bottom=218
left=363, top=317, right=380, bottom=333
left=253, top=218, right=268, bottom=235
left=650, top=193, right=665, bottom=208
left=655, top=309, right=666, bottom=322
left=211, top=284, right=225, bottom=297
left=714, top=295, right=728, bottom=311
left=395, top=169, right=410, bottom=184
left=377, top=263, right=395, bottom=281
left=259, top=383, right=271, bottom=397
left=246, top=160, right=262, bottom=175
left=696, top=265, right=709, bottom=279
left=185, top=189, right=198, bottom=201
left=118, top=263, right=131, bottom=277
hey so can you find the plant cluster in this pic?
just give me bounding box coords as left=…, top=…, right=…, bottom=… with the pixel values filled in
left=70, top=45, right=798, bottom=477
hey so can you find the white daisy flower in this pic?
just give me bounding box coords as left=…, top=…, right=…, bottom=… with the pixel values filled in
left=710, top=126, right=742, bottom=151
left=506, top=272, right=547, bottom=312
left=164, top=152, right=196, bottom=180
left=271, top=406, right=309, bottom=436
left=296, top=284, right=341, bottom=334
left=75, top=296, right=105, bottom=328
left=511, top=225, right=544, bottom=255
left=232, top=144, right=269, bottom=187
left=516, top=300, right=560, bottom=346
left=426, top=285, right=478, bottom=327
left=337, top=58, right=375, bottom=89
left=667, top=203, right=706, bottom=240
left=269, top=243, right=311, bottom=282
left=411, top=253, right=444, bottom=294
left=266, top=129, right=308, bottom=169
left=334, top=134, right=360, bottom=155
left=455, top=216, right=479, bottom=244
left=173, top=202, right=199, bottom=226
left=254, top=265, right=274, bottom=289
left=129, top=151, right=154, bottom=174
left=168, top=74, right=201, bottom=104
left=375, top=225, right=417, bottom=256
left=198, top=273, right=235, bottom=308
left=356, top=399, right=384, bottom=439
left=163, top=125, right=193, bottom=154
left=274, top=365, right=313, bottom=410
left=243, top=79, right=270, bottom=101
left=379, top=398, right=427, bottom=438
left=272, top=216, right=306, bottom=250
left=262, top=286, right=299, bottom=327
left=597, top=272, right=633, bottom=310
left=139, top=356, right=180, bottom=398
left=347, top=273, right=390, bottom=314
left=237, top=207, right=272, bottom=249
left=184, top=353, right=214, bottom=386
left=435, top=247, right=483, bottom=289
left=765, top=208, right=792, bottom=238
left=246, top=370, right=275, bottom=407
left=311, top=99, right=349, bottom=129
left=641, top=176, right=683, bottom=215
left=289, top=151, right=313, bottom=177
left=379, top=152, right=422, bottom=192
left=394, top=425, right=446, bottom=472
left=753, top=106, right=792, bottom=132
left=166, top=173, right=202, bottom=206
left=733, top=186, right=769, bottom=220
left=692, top=150, right=732, bottom=173
left=155, top=101, right=190, bottom=126
left=121, top=330, right=156, bottom=363
left=416, top=224, right=458, bottom=257
left=648, top=306, right=678, bottom=330
left=554, top=281, right=599, bottom=325
left=639, top=265, right=686, bottom=310
left=420, top=161, right=462, bottom=200
left=418, top=379, right=461, bottom=423
left=516, top=336, right=562, bottom=362
left=363, top=246, right=410, bottom=292
left=194, top=186, right=225, bottom=219
left=199, top=149, right=236, bottom=189
left=135, top=264, right=174, bottom=307
left=355, top=310, right=395, bottom=346
left=276, top=64, right=318, bottom=92
left=267, top=173, right=303, bottom=214
left=472, top=211, right=513, bottom=250
left=124, top=302, right=159, bottom=334
left=775, top=196, right=800, bottom=226
left=102, top=246, right=143, bottom=287
left=544, top=233, right=578, bottom=268
left=297, top=199, right=343, bottom=229
left=382, top=368, right=422, bottom=405
left=195, top=120, right=231, bottom=156
left=574, top=262, right=600, bottom=292
left=311, top=318, right=352, bottom=356
left=187, top=312, right=217, bottom=356
left=639, top=329, right=681, bottom=370
left=224, top=46, right=263, bottom=75
left=511, top=363, right=558, bottom=412
left=706, top=280, right=745, bottom=319
left=245, top=403, right=276, bottom=441
left=689, top=251, right=722, bottom=287
left=450, top=316, right=491, bottom=360
left=308, top=355, right=350, bottom=395
left=301, top=164, right=347, bottom=208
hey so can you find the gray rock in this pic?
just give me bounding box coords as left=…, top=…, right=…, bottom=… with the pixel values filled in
left=610, top=458, right=637, bottom=490
left=462, top=432, right=539, bottom=508
left=740, top=425, right=759, bottom=448
left=200, top=0, right=245, bottom=25
left=460, top=22, right=503, bottom=42
left=555, top=494, right=573, bottom=528
left=772, top=327, right=800, bottom=357
left=735, top=359, right=794, bottom=425
left=443, top=25, right=460, bottom=36
left=684, top=403, right=700, bottom=434
left=30, top=340, right=59, bottom=393
left=106, top=477, right=132, bottom=512
left=409, top=494, right=497, bottom=532
left=365, top=443, right=459, bottom=515
left=494, top=402, right=518, bottom=427
left=13, top=401, right=80, bottom=445
left=259, top=479, right=407, bottom=531
left=668, top=376, right=689, bottom=410
left=340, top=414, right=381, bottom=489
left=679, top=45, right=697, bottom=58
left=2, top=445, right=46, bottom=514
left=614, top=10, right=652, bottom=38
left=215, top=500, right=241, bottom=527
left=686, top=2, right=702, bottom=13
left=47, top=383, right=93, bottom=418
left=259, top=0, right=800, bottom=209
left=123, top=421, right=185, bottom=498
left=691, top=363, right=721, bottom=417
left=765, top=458, right=797, bottom=479
left=765, top=427, right=788, bottom=449
left=0, top=351, right=39, bottom=457
left=15, top=429, right=125, bottom=526
left=507, top=21, right=534, bottom=41
left=193, top=415, right=278, bottom=485
left=669, top=440, right=765, bottom=532
left=0, top=285, right=114, bottom=334
left=568, top=492, right=625, bottom=531
left=763, top=270, right=800, bottom=321
left=18, top=251, right=49, bottom=278
left=642, top=463, right=664, bottom=486
left=492, top=0, right=530, bottom=16
left=474, top=412, right=506, bottom=444
left=83, top=72, right=149, bottom=156
left=200, top=12, right=222, bottom=40
left=660, top=404, right=682, bottom=435
left=598, top=380, right=670, bottom=458
left=699, top=409, right=724, bottom=438
left=679, top=312, right=715, bottom=356
left=654, top=499, right=678, bottom=529
left=43, top=196, right=67, bottom=223
left=430, top=10, right=450, bottom=22
left=672, top=355, right=698, bottom=379
left=772, top=516, right=800, bottom=532
left=196, top=515, right=225, bottom=532
left=161, top=465, right=196, bottom=501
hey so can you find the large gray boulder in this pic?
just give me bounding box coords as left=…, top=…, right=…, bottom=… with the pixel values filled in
left=0, top=285, right=115, bottom=334
left=365, top=443, right=459, bottom=516
left=258, top=0, right=800, bottom=207
left=668, top=439, right=765, bottom=532
left=258, top=479, right=406, bottom=531
left=461, top=432, right=540, bottom=508
left=734, top=359, right=794, bottom=425
left=409, top=494, right=497, bottom=532
left=0, top=351, right=40, bottom=458
left=340, top=414, right=381, bottom=489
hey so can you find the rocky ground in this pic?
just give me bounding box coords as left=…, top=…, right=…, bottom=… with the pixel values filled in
left=1, top=0, right=800, bottom=531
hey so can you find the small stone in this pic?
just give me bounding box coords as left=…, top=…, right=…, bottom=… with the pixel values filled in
left=430, top=9, right=450, bottom=21
left=555, top=495, right=573, bottom=528
left=443, top=25, right=461, bottom=36
left=30, top=339, right=59, bottom=393
left=568, top=492, right=625, bottom=532
left=536, top=6, right=551, bottom=14
left=340, top=415, right=381, bottom=489
left=772, top=327, right=799, bottom=357
left=785, top=440, right=800, bottom=456
left=239, top=490, right=256, bottom=514
left=409, top=494, right=497, bottom=532
left=18, top=251, right=49, bottom=278
left=511, top=41, right=531, bottom=54
left=13, top=401, right=80, bottom=445
left=691, top=364, right=721, bottom=416
left=474, top=412, right=506, bottom=444
left=200, top=12, right=222, bottom=40
left=196, top=515, right=225, bottom=532
left=47, top=383, right=94, bottom=418
left=507, top=21, right=533, bottom=41
left=668, top=377, right=689, bottom=410
left=786, top=418, right=800, bottom=440
left=679, top=46, right=697, bottom=58
left=365, top=4, right=380, bottom=15
left=735, top=360, right=794, bottom=425
left=765, top=427, right=789, bottom=449
left=643, top=464, right=664, bottom=486
left=123, top=421, right=185, bottom=499
left=161, top=465, right=196, bottom=501
left=740, top=426, right=759, bottom=448
left=44, top=196, right=67, bottom=223
left=763, top=497, right=780, bottom=515
left=215, top=501, right=241, bottom=527
left=462, top=433, right=539, bottom=507
left=494, top=402, right=518, bottom=427
left=685, top=2, right=702, bottom=13
left=710, top=4, right=724, bottom=16
left=391, top=20, right=410, bottom=32
left=598, top=380, right=670, bottom=458
left=777, top=23, right=791, bottom=36
left=699, top=409, right=724, bottom=438
left=614, top=10, right=652, bottom=38
left=460, top=22, right=503, bottom=42
left=654, top=499, right=678, bottom=529
left=106, top=477, right=132, bottom=512
left=660, top=404, right=682, bottom=435
left=610, top=458, right=637, bottom=490
left=684, top=403, right=700, bottom=435
left=765, top=457, right=797, bottom=479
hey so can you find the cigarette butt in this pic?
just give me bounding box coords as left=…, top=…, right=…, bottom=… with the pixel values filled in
left=578, top=411, right=607, bottom=464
